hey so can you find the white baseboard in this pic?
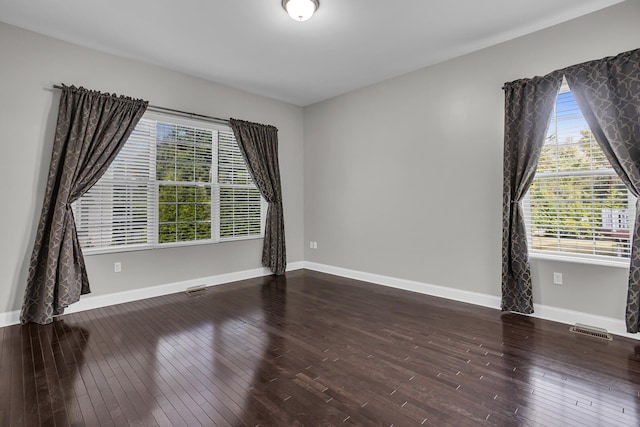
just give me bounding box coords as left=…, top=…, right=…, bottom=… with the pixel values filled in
left=0, top=262, right=304, bottom=328
left=4, top=259, right=637, bottom=341
left=531, top=303, right=638, bottom=340
left=303, top=262, right=501, bottom=309
left=0, top=310, right=20, bottom=328
left=302, top=261, right=639, bottom=341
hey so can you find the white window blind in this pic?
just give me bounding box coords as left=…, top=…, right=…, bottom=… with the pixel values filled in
left=74, top=119, right=155, bottom=249
left=72, top=112, right=265, bottom=253
left=524, top=80, right=635, bottom=262
left=218, top=130, right=264, bottom=239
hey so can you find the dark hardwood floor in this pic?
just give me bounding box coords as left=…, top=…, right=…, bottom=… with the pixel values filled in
left=1, top=269, right=640, bottom=426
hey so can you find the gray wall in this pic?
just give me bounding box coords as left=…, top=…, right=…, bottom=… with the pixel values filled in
left=0, top=22, right=304, bottom=314
left=303, top=1, right=639, bottom=321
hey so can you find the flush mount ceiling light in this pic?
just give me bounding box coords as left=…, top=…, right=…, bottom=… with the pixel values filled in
left=282, top=0, right=319, bottom=22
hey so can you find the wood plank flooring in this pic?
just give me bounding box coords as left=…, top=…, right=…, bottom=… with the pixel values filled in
left=1, top=269, right=640, bottom=426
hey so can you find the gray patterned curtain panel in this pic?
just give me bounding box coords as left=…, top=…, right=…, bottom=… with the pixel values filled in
left=21, top=85, right=148, bottom=325
left=501, top=74, right=562, bottom=314
left=564, top=49, right=640, bottom=332
left=229, top=118, right=287, bottom=275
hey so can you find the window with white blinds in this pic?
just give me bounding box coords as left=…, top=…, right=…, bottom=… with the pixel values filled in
left=524, top=80, right=635, bottom=263
left=73, top=112, right=266, bottom=253
left=218, top=131, right=263, bottom=239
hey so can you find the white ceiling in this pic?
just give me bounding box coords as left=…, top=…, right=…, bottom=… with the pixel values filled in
left=0, top=0, right=626, bottom=106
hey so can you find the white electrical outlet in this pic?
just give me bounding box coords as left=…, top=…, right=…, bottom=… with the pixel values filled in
left=553, top=272, right=563, bottom=285
left=309, top=241, right=318, bottom=249
left=114, top=262, right=122, bottom=273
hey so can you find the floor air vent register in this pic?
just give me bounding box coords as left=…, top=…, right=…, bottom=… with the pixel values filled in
left=569, top=323, right=613, bottom=341
left=185, top=285, right=207, bottom=295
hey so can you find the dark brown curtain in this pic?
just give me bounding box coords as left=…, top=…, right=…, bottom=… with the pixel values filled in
left=21, top=85, right=148, bottom=325
left=564, top=49, right=640, bottom=332
left=501, top=74, right=562, bottom=313
left=229, top=118, right=286, bottom=275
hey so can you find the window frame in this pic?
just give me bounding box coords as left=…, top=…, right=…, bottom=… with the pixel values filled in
left=523, top=83, right=635, bottom=268
left=74, top=111, right=267, bottom=255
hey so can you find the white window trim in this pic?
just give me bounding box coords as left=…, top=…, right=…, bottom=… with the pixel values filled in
left=77, top=111, right=267, bottom=256
left=523, top=81, right=635, bottom=267
left=529, top=250, right=631, bottom=268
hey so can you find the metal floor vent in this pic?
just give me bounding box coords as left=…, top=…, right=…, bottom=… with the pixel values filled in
left=569, top=323, right=613, bottom=341
left=185, top=285, right=207, bottom=295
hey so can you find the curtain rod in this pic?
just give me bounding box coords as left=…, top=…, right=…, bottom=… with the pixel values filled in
left=52, top=85, right=230, bottom=125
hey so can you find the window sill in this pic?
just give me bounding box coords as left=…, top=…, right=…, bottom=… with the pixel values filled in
left=529, top=251, right=630, bottom=269
left=83, top=234, right=264, bottom=256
